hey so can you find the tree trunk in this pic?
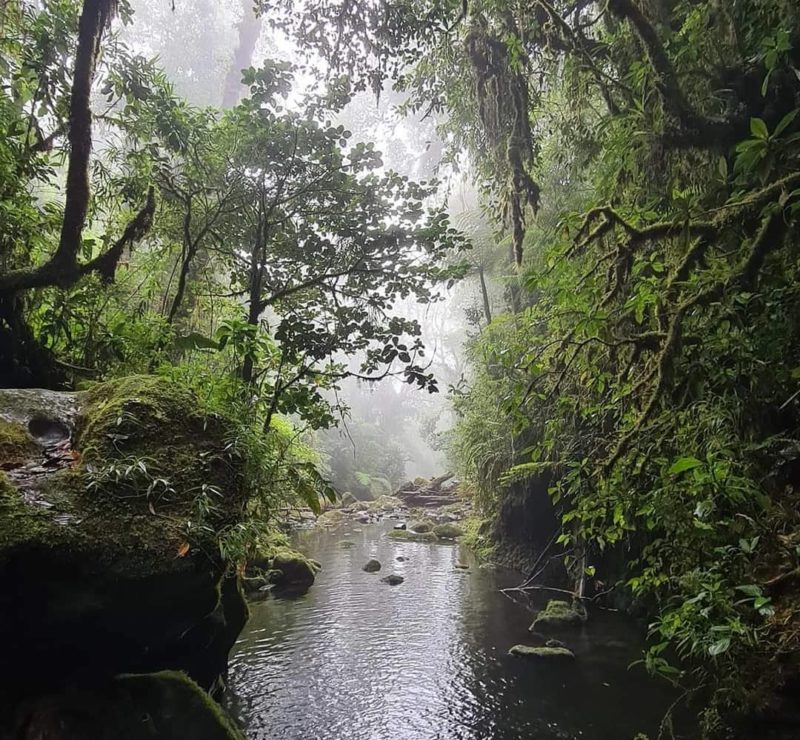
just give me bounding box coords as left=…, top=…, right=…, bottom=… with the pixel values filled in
left=222, top=0, right=262, bottom=108
left=477, top=265, right=492, bottom=325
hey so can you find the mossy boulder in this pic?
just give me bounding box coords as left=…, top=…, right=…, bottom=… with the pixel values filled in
left=246, top=543, right=319, bottom=593
left=0, top=377, right=248, bottom=702
left=508, top=645, right=575, bottom=661
left=409, top=519, right=434, bottom=533
left=530, top=600, right=587, bottom=633
left=363, top=558, right=382, bottom=572
left=387, top=529, right=437, bottom=542
left=433, top=523, right=464, bottom=539
left=12, top=671, right=244, bottom=739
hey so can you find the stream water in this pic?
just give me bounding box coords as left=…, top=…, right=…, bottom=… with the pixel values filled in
left=226, top=521, right=680, bottom=740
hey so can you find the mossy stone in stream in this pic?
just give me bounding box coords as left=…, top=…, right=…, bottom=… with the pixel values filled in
left=18, top=671, right=244, bottom=740
left=381, top=574, right=404, bottom=585
left=433, top=523, right=464, bottom=539
left=246, top=542, right=320, bottom=593
left=408, top=519, right=434, bottom=533
left=508, top=645, right=575, bottom=661
left=363, top=558, right=382, bottom=572
left=530, top=600, right=587, bottom=633
left=388, top=529, right=437, bottom=542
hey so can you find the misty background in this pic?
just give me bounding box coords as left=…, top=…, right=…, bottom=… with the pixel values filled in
left=122, top=0, right=508, bottom=497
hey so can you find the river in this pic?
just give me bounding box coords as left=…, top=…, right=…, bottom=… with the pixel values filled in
left=226, top=520, right=681, bottom=739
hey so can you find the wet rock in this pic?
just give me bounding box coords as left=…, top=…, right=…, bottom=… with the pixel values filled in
left=339, top=540, right=356, bottom=548
left=433, top=523, right=464, bottom=539
left=362, top=559, right=382, bottom=573
left=530, top=600, right=587, bottom=633
left=381, top=574, right=404, bottom=586
left=454, top=563, right=469, bottom=570
left=546, top=638, right=568, bottom=649
left=393, top=522, right=407, bottom=530
left=316, top=509, right=345, bottom=527
left=388, top=529, right=436, bottom=542
left=269, top=551, right=318, bottom=590
left=396, top=556, right=407, bottom=562
left=14, top=671, right=244, bottom=739
left=508, top=645, right=575, bottom=661
left=367, top=495, right=403, bottom=513
left=408, top=520, right=434, bottom=534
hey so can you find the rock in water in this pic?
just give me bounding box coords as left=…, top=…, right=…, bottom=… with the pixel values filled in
left=508, top=645, right=575, bottom=661
left=408, top=520, right=434, bottom=533
left=0, top=377, right=248, bottom=704
left=362, top=558, right=382, bottom=573
left=381, top=574, right=404, bottom=585
left=433, top=523, right=464, bottom=539
left=530, top=600, right=587, bottom=633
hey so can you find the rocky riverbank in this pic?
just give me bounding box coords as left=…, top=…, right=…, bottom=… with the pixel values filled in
left=0, top=377, right=247, bottom=739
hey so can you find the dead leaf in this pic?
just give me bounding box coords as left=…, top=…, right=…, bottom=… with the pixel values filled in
left=176, top=542, right=190, bottom=558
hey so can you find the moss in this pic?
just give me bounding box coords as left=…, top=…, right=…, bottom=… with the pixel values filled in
left=0, top=472, right=15, bottom=498
left=461, top=515, right=497, bottom=561
left=433, top=523, right=464, bottom=539
left=508, top=644, right=575, bottom=660
left=530, top=599, right=587, bottom=633
left=18, top=671, right=244, bottom=739
left=246, top=541, right=318, bottom=591
left=76, top=375, right=242, bottom=517
left=387, top=529, right=437, bottom=542
left=0, top=418, right=37, bottom=467
left=408, top=519, right=434, bottom=533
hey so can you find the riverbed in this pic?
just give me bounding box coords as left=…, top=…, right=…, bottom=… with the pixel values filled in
left=226, top=520, right=680, bottom=739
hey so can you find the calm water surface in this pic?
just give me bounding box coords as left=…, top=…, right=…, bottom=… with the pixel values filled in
left=227, top=521, right=678, bottom=740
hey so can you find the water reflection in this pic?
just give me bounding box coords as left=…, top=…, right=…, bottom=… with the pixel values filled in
left=227, top=522, right=678, bottom=739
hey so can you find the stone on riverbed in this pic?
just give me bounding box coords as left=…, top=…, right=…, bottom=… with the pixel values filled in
left=363, top=559, right=382, bottom=572
left=316, top=509, right=345, bottom=527
left=381, top=574, right=404, bottom=585
left=530, top=600, right=587, bottom=633
left=408, top=519, right=434, bottom=533
left=433, top=523, right=464, bottom=539
left=387, top=529, right=436, bottom=542
left=508, top=645, right=575, bottom=661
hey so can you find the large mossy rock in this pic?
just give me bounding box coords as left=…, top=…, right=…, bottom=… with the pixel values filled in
left=0, top=377, right=248, bottom=702
left=15, top=671, right=243, bottom=740
left=530, top=599, right=587, bottom=633
left=246, top=547, right=319, bottom=593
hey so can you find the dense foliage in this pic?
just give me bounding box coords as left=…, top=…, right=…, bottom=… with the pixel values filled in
left=261, top=0, right=800, bottom=733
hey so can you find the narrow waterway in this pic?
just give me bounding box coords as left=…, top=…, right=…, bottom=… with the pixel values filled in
left=226, top=521, right=679, bottom=739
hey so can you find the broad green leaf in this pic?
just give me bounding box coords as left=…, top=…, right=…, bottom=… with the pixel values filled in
left=708, top=637, right=731, bottom=656
left=750, top=117, right=769, bottom=139
left=668, top=456, right=703, bottom=475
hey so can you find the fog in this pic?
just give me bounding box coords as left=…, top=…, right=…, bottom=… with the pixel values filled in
left=122, top=0, right=503, bottom=495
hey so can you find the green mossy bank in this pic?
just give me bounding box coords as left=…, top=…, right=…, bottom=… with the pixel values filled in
left=0, top=377, right=248, bottom=737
